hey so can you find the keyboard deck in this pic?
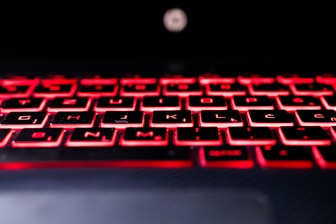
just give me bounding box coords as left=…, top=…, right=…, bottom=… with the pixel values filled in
left=1, top=73, right=336, bottom=170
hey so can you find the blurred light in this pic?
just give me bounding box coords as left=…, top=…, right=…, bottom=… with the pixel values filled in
left=163, top=8, right=188, bottom=32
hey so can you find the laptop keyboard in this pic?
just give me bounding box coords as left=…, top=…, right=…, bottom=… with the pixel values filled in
left=0, top=73, right=336, bottom=170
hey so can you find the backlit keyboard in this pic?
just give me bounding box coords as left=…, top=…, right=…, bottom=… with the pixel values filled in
left=1, top=73, right=336, bottom=170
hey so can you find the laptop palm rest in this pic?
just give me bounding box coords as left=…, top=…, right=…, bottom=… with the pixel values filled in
left=0, top=189, right=273, bottom=224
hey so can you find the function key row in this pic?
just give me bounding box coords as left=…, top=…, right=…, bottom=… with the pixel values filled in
left=1, top=96, right=336, bottom=112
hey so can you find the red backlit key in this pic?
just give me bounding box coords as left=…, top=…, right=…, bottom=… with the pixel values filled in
left=316, top=73, right=336, bottom=84
left=206, top=83, right=247, bottom=97
left=164, top=83, right=202, bottom=96
left=175, top=127, right=222, bottom=146
left=50, top=112, right=95, bottom=128
left=295, top=110, right=336, bottom=126
left=198, top=73, right=235, bottom=84
left=1, top=98, right=47, bottom=112
left=320, top=96, right=336, bottom=110
left=120, top=83, right=159, bottom=96
left=95, top=97, right=136, bottom=112
left=278, top=127, right=331, bottom=146
left=0, top=129, right=13, bottom=147
left=276, top=96, right=321, bottom=111
left=48, top=97, right=91, bottom=112
left=77, top=84, right=118, bottom=97
left=237, top=74, right=274, bottom=84
left=65, top=128, right=116, bottom=147
left=291, top=83, right=334, bottom=96
left=187, top=96, right=227, bottom=111
left=277, top=73, right=314, bottom=84
left=200, top=110, right=243, bottom=127
left=199, top=146, right=253, bottom=168
left=120, top=128, right=168, bottom=146
left=0, top=112, right=48, bottom=128
left=11, top=128, right=64, bottom=148
left=312, top=145, right=336, bottom=169
left=0, top=84, right=34, bottom=98
left=256, top=145, right=313, bottom=169
left=231, top=96, right=274, bottom=111
left=248, top=83, right=290, bottom=96
left=247, top=110, right=294, bottom=127
left=151, top=110, right=192, bottom=127
left=141, top=96, right=181, bottom=111
left=101, top=111, right=144, bottom=128
left=34, top=78, right=77, bottom=98
left=226, top=127, right=276, bottom=145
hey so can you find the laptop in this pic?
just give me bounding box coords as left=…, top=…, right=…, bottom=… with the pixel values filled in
left=0, top=2, right=336, bottom=224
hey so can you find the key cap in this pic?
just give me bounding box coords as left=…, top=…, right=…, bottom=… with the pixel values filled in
left=141, top=96, right=181, bottom=111
left=200, top=110, right=243, bottom=127
left=199, top=146, right=253, bottom=168
left=11, top=128, right=65, bottom=148
left=291, top=83, right=334, bottom=96
left=151, top=110, right=192, bottom=127
left=237, top=74, right=274, bottom=84
left=295, top=110, right=336, bottom=126
left=226, top=127, right=276, bottom=145
left=1, top=98, right=47, bottom=112
left=0, top=85, right=34, bottom=98
left=77, top=84, right=118, bottom=97
left=276, top=96, right=321, bottom=110
left=248, top=83, right=290, bottom=96
left=0, top=129, right=13, bottom=147
left=278, top=127, right=331, bottom=146
left=164, top=83, right=202, bottom=96
left=312, top=145, right=336, bottom=169
left=175, top=127, right=222, bottom=146
left=187, top=96, right=227, bottom=111
left=101, top=111, right=144, bottom=128
left=120, top=83, right=160, bottom=96
left=256, top=145, right=313, bottom=168
left=65, top=128, right=116, bottom=147
left=120, top=128, right=168, bottom=146
left=95, top=97, right=136, bottom=112
left=206, top=83, right=247, bottom=96
left=198, top=73, right=235, bottom=84
left=316, top=73, right=336, bottom=84
left=320, top=95, right=336, bottom=110
left=0, top=112, right=48, bottom=128
left=231, top=96, right=274, bottom=111
left=50, top=112, right=95, bottom=128
left=48, top=97, right=91, bottom=112
left=34, top=78, right=77, bottom=98
left=277, top=73, right=314, bottom=84
left=247, top=110, right=294, bottom=127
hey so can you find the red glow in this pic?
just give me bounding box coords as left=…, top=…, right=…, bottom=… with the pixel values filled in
left=312, top=146, right=336, bottom=169
left=11, top=130, right=65, bottom=148
left=278, top=128, right=331, bottom=146
left=246, top=112, right=294, bottom=127
left=226, top=129, right=276, bottom=146
left=0, top=130, right=14, bottom=148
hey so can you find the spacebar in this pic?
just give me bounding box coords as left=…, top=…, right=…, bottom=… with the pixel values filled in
left=0, top=147, right=194, bottom=169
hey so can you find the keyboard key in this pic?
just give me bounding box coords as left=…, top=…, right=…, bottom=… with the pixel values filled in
left=0, top=84, right=35, bottom=98
left=120, top=128, right=168, bottom=146
left=34, top=78, right=77, bottom=98
left=256, top=145, right=313, bottom=169
left=120, top=84, right=159, bottom=96
left=151, top=110, right=193, bottom=127
left=247, top=110, right=294, bottom=127
left=277, top=73, right=314, bottom=84
left=231, top=96, right=274, bottom=111
left=226, top=127, right=276, bottom=145
left=312, top=145, right=336, bottom=169
left=278, top=127, right=331, bottom=146
left=199, top=146, right=253, bottom=168
left=320, top=95, right=336, bottom=110
left=141, top=96, right=181, bottom=111
left=237, top=74, right=274, bottom=84
left=0, top=112, right=48, bottom=128
left=276, top=96, right=321, bottom=110
left=0, top=129, right=13, bottom=147
left=65, top=128, right=116, bottom=147
left=50, top=112, right=95, bottom=128
left=1, top=98, right=47, bottom=112
left=291, top=83, right=334, bottom=96
left=101, top=111, right=144, bottom=128
left=248, top=83, right=290, bottom=96
left=95, top=97, right=136, bottom=112
left=206, top=83, right=247, bottom=96
left=198, top=73, right=235, bottom=84
left=187, top=96, right=227, bottom=111
left=11, top=128, right=65, bottom=148
left=295, top=110, right=336, bottom=126
left=200, top=110, right=243, bottom=127
left=175, top=127, right=222, bottom=146
left=164, top=83, right=202, bottom=96
left=48, top=97, right=91, bottom=112
left=77, top=84, right=118, bottom=97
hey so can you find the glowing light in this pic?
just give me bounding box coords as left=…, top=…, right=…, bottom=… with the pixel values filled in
left=163, top=8, right=188, bottom=32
